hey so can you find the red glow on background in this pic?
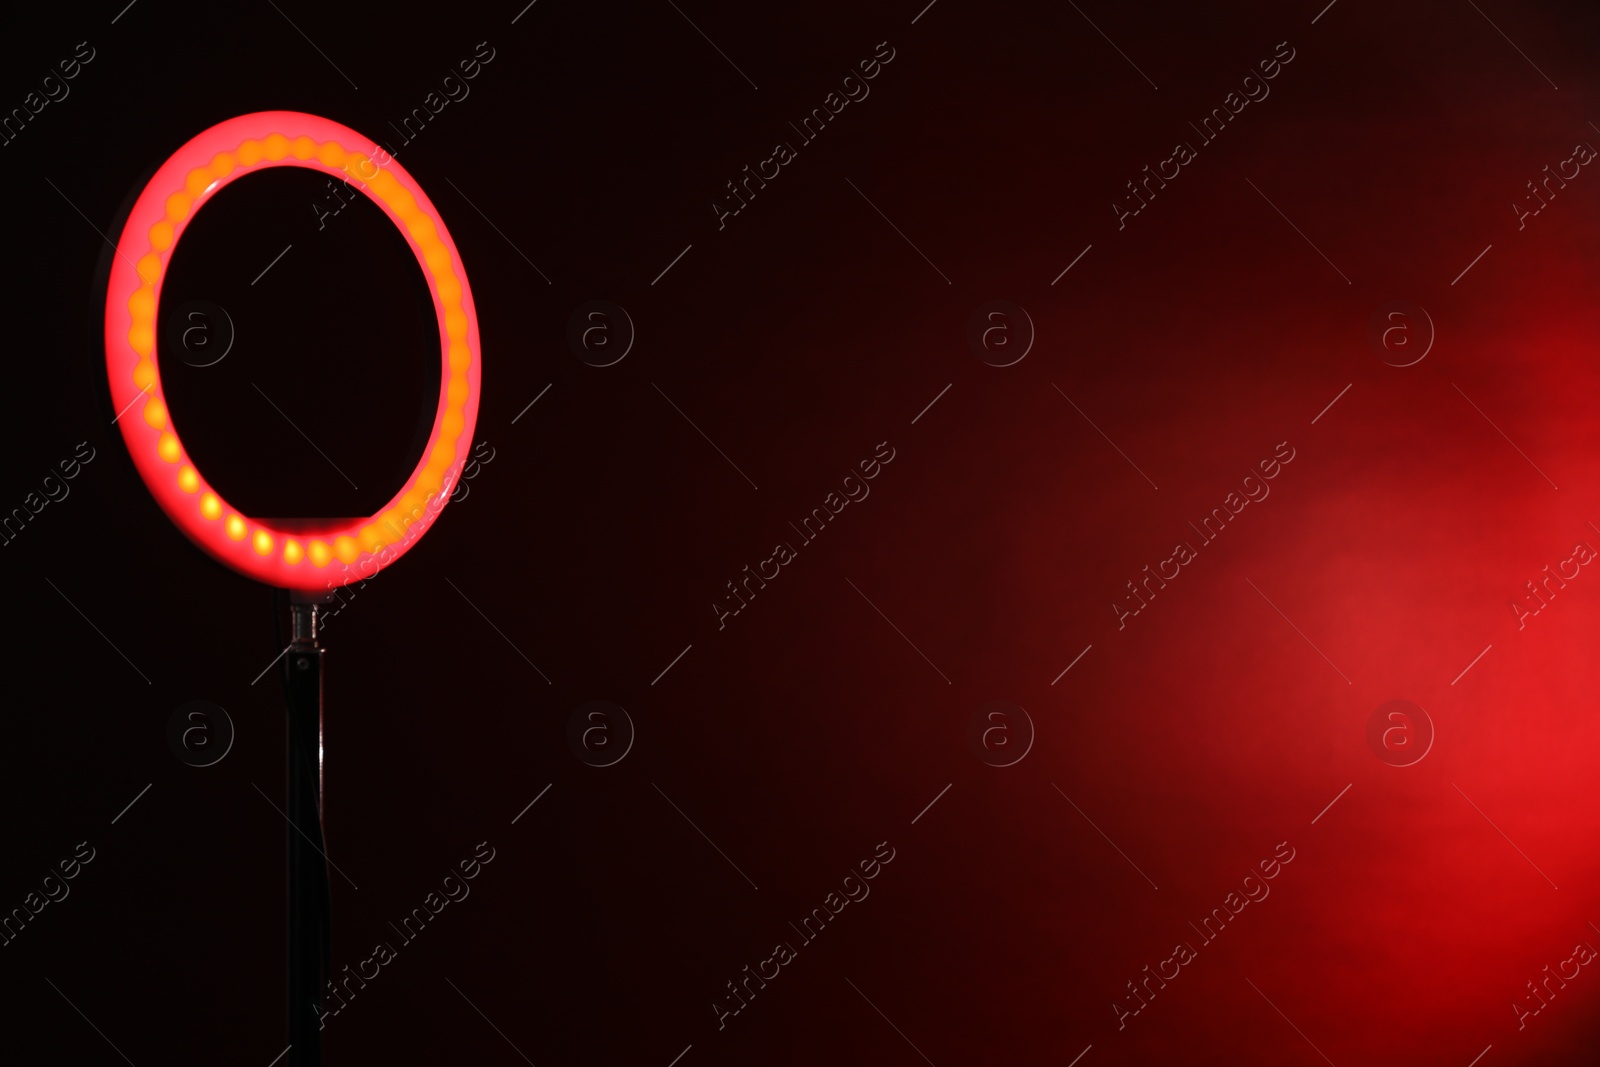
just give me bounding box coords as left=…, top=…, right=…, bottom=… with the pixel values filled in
left=11, top=2, right=1600, bottom=1064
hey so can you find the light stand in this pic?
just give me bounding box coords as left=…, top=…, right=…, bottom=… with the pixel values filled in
left=284, top=596, right=330, bottom=1066
left=103, top=111, right=483, bottom=1065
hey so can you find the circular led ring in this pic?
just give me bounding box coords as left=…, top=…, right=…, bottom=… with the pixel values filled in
left=104, top=112, right=481, bottom=590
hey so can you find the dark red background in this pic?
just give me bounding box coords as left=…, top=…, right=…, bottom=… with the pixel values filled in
left=3, top=0, right=1600, bottom=1064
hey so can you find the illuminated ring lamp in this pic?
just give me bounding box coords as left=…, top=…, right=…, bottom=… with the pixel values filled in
left=106, top=112, right=479, bottom=588
left=103, top=112, right=480, bottom=1067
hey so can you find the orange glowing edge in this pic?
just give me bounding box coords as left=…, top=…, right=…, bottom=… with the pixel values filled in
left=103, top=112, right=480, bottom=590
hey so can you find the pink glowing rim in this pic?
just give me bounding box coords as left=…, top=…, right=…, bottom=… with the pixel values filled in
left=104, top=111, right=480, bottom=590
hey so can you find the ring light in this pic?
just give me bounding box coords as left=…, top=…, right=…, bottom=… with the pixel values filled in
left=104, top=111, right=480, bottom=590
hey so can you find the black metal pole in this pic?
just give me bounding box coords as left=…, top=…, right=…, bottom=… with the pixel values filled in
left=286, top=598, right=328, bottom=1066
